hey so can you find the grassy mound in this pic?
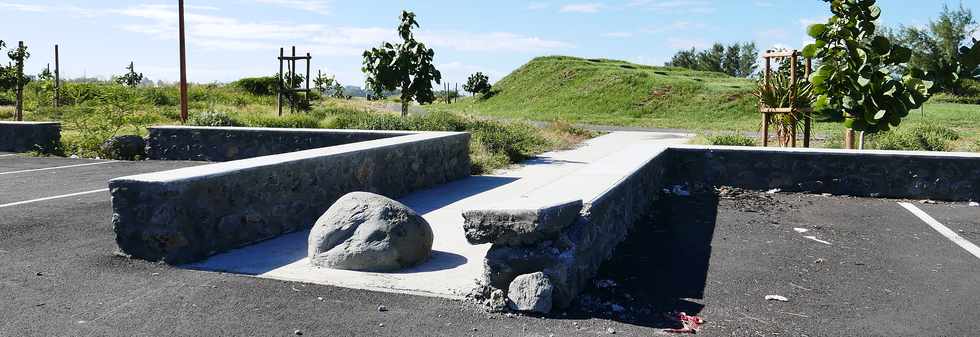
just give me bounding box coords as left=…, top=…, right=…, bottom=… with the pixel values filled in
left=432, top=56, right=757, bottom=129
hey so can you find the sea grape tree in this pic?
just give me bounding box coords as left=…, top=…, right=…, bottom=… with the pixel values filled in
left=804, top=0, right=932, bottom=133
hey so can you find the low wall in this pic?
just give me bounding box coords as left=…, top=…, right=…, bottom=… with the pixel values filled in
left=0, top=121, right=61, bottom=153
left=112, top=131, right=470, bottom=264
left=481, top=147, right=672, bottom=309
left=147, top=126, right=413, bottom=161
left=475, top=145, right=980, bottom=312
left=667, top=146, right=980, bottom=201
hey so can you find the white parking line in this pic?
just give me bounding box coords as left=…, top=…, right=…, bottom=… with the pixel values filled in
left=899, top=202, right=980, bottom=260
left=0, top=154, right=15, bottom=157
left=0, top=161, right=116, bottom=175
left=0, top=189, right=110, bottom=208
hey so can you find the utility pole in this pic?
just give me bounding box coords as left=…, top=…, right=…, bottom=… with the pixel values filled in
left=54, top=44, right=60, bottom=107
left=178, top=0, right=189, bottom=123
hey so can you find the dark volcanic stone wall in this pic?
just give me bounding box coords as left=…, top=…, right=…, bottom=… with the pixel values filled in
left=667, top=147, right=980, bottom=201
left=111, top=132, right=470, bottom=264
left=146, top=126, right=413, bottom=161
left=0, top=122, right=61, bottom=153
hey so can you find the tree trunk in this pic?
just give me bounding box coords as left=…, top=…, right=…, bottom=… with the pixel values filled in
left=401, top=100, right=409, bottom=117
left=15, top=85, right=23, bottom=121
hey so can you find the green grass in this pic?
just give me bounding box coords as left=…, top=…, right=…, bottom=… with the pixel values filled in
left=429, top=55, right=757, bottom=128
left=430, top=55, right=980, bottom=151
left=0, top=81, right=593, bottom=173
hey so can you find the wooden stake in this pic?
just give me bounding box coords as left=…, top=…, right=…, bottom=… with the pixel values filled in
left=15, top=41, right=24, bottom=121
left=178, top=0, right=189, bottom=123
left=277, top=47, right=284, bottom=116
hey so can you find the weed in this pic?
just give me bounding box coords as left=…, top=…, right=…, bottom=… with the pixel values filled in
left=705, top=133, right=757, bottom=147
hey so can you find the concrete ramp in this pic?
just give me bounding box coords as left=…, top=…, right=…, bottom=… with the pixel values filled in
left=187, top=132, right=692, bottom=298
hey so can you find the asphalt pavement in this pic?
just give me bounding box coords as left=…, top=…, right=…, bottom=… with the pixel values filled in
left=0, top=155, right=977, bottom=336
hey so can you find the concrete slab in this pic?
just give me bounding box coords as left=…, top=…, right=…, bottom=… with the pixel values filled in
left=187, top=132, right=692, bottom=298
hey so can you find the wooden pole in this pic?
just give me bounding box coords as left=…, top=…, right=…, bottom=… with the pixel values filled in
left=845, top=129, right=856, bottom=149
left=54, top=44, right=60, bottom=108
left=789, top=52, right=798, bottom=148
left=762, top=56, right=771, bottom=147
left=290, top=46, right=296, bottom=114
left=305, top=52, right=311, bottom=103
left=804, top=58, right=812, bottom=148
left=178, top=0, right=189, bottom=123
left=15, top=41, right=24, bottom=121
left=277, top=47, right=283, bottom=116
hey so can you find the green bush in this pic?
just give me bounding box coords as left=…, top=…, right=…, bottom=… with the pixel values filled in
left=232, top=76, right=278, bottom=96
left=869, top=125, right=960, bottom=152
left=241, top=113, right=322, bottom=129
left=706, top=133, right=757, bottom=146
left=189, top=111, right=241, bottom=127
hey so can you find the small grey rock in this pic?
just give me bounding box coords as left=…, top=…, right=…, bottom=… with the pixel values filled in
left=486, top=288, right=507, bottom=312
left=507, top=272, right=554, bottom=314
left=309, top=192, right=433, bottom=272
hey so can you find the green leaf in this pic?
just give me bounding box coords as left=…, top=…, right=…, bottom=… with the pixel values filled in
left=802, top=44, right=819, bottom=58
left=808, top=24, right=828, bottom=38
left=873, top=110, right=887, bottom=120
left=858, top=76, right=871, bottom=87
left=868, top=5, right=881, bottom=19
left=871, top=36, right=891, bottom=54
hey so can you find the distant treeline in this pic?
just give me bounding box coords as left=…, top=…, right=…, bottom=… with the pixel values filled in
left=665, top=42, right=759, bottom=78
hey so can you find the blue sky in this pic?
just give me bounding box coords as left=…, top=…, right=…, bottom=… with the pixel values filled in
left=2, top=0, right=978, bottom=87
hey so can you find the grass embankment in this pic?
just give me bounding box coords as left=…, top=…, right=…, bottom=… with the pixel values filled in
left=431, top=55, right=980, bottom=151
left=2, top=81, right=593, bottom=174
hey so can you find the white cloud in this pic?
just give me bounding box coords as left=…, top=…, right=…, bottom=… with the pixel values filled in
left=254, top=0, right=330, bottom=15
left=627, top=0, right=715, bottom=14
left=420, top=31, right=572, bottom=53
left=560, top=3, right=603, bottom=13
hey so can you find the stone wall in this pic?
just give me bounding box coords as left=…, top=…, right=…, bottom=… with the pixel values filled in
left=667, top=146, right=980, bottom=201
left=112, top=131, right=470, bottom=264
left=480, top=148, right=672, bottom=309
left=475, top=146, right=980, bottom=312
left=0, top=122, right=60, bottom=153
left=146, top=126, right=413, bottom=161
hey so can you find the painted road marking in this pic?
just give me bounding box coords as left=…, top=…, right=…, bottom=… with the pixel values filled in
left=0, top=154, right=15, bottom=157
left=0, top=189, right=109, bottom=208
left=0, top=161, right=115, bottom=175
left=899, top=202, right=980, bottom=260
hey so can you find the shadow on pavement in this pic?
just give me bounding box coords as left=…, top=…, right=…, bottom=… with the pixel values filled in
left=560, top=192, right=719, bottom=329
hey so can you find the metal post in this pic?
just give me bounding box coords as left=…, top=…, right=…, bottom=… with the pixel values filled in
left=54, top=44, right=60, bottom=107
left=178, top=0, right=189, bottom=123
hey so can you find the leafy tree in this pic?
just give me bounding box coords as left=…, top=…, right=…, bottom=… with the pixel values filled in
left=890, top=4, right=980, bottom=94
left=362, top=10, right=442, bottom=116
left=463, top=72, right=492, bottom=96
left=666, top=42, right=758, bottom=77
left=313, top=71, right=335, bottom=94
left=0, top=41, right=30, bottom=120
left=331, top=81, right=346, bottom=99
left=115, top=62, right=143, bottom=88
left=805, top=0, right=933, bottom=134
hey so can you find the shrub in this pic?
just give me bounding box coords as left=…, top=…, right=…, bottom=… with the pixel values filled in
left=189, top=111, right=241, bottom=127
left=869, top=125, right=960, bottom=152
left=241, top=113, right=322, bottom=129
left=706, top=133, right=757, bottom=146
left=232, top=76, right=279, bottom=96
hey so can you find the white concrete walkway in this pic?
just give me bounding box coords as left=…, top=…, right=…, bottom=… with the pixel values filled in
left=187, top=131, right=691, bottom=299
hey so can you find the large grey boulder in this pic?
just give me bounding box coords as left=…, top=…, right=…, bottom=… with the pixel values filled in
left=463, top=199, right=582, bottom=246
left=507, top=272, right=554, bottom=314
left=308, top=192, right=433, bottom=272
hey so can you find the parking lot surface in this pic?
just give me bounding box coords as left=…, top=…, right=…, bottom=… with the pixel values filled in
left=0, top=155, right=977, bottom=336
